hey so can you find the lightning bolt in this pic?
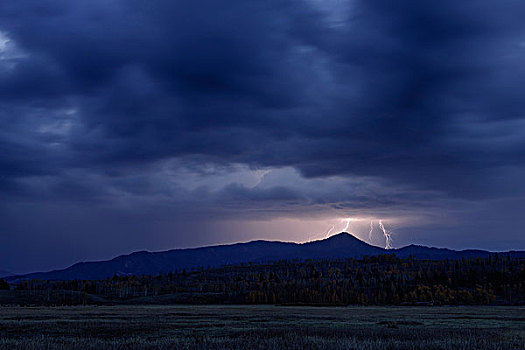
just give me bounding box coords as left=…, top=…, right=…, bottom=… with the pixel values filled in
left=379, top=220, right=393, bottom=249
left=342, top=218, right=352, bottom=232
left=324, top=224, right=335, bottom=239
left=368, top=220, right=374, bottom=242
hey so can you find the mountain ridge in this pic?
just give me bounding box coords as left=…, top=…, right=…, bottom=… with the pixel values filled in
left=0, top=270, right=13, bottom=278
left=8, top=233, right=525, bottom=282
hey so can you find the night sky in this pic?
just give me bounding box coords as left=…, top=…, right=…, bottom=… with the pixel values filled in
left=2, top=1, right=525, bottom=273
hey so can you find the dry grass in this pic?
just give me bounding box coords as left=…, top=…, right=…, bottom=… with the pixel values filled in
left=0, top=305, right=524, bottom=349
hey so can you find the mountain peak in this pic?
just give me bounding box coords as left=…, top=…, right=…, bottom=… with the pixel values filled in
left=324, top=232, right=368, bottom=244
left=305, top=232, right=380, bottom=251
left=327, top=232, right=355, bottom=239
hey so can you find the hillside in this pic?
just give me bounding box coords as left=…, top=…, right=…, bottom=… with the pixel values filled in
left=8, top=233, right=525, bottom=281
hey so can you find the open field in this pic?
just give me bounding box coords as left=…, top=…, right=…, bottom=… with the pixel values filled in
left=0, top=305, right=524, bottom=349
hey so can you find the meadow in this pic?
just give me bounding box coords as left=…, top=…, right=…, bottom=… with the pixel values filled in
left=0, top=305, right=523, bottom=349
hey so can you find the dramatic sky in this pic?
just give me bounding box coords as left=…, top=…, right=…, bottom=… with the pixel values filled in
left=2, top=0, right=525, bottom=273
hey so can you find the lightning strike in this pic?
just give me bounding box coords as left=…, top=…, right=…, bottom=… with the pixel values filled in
left=342, top=218, right=352, bottom=232
left=379, top=220, right=393, bottom=249
left=324, top=224, right=335, bottom=239
left=368, top=220, right=374, bottom=242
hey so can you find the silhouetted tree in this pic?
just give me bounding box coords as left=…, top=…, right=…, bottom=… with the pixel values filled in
left=0, top=278, right=10, bottom=290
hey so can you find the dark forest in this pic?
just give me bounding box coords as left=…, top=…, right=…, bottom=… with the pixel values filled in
left=7, top=254, right=524, bottom=306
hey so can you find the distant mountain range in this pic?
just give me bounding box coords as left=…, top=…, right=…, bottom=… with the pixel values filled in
left=0, top=270, right=13, bottom=278
left=8, top=233, right=525, bottom=282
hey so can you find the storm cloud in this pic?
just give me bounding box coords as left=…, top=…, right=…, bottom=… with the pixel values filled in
left=1, top=0, right=525, bottom=272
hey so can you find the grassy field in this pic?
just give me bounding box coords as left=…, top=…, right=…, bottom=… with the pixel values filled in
left=0, top=305, right=524, bottom=349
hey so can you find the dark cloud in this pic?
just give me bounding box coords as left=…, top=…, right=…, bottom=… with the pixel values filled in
left=1, top=0, right=525, bottom=271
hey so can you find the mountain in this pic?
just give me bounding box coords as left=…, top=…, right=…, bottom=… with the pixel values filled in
left=8, top=233, right=525, bottom=282
left=0, top=270, right=13, bottom=278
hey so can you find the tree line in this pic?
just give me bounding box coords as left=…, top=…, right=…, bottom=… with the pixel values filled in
left=11, top=254, right=525, bottom=306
